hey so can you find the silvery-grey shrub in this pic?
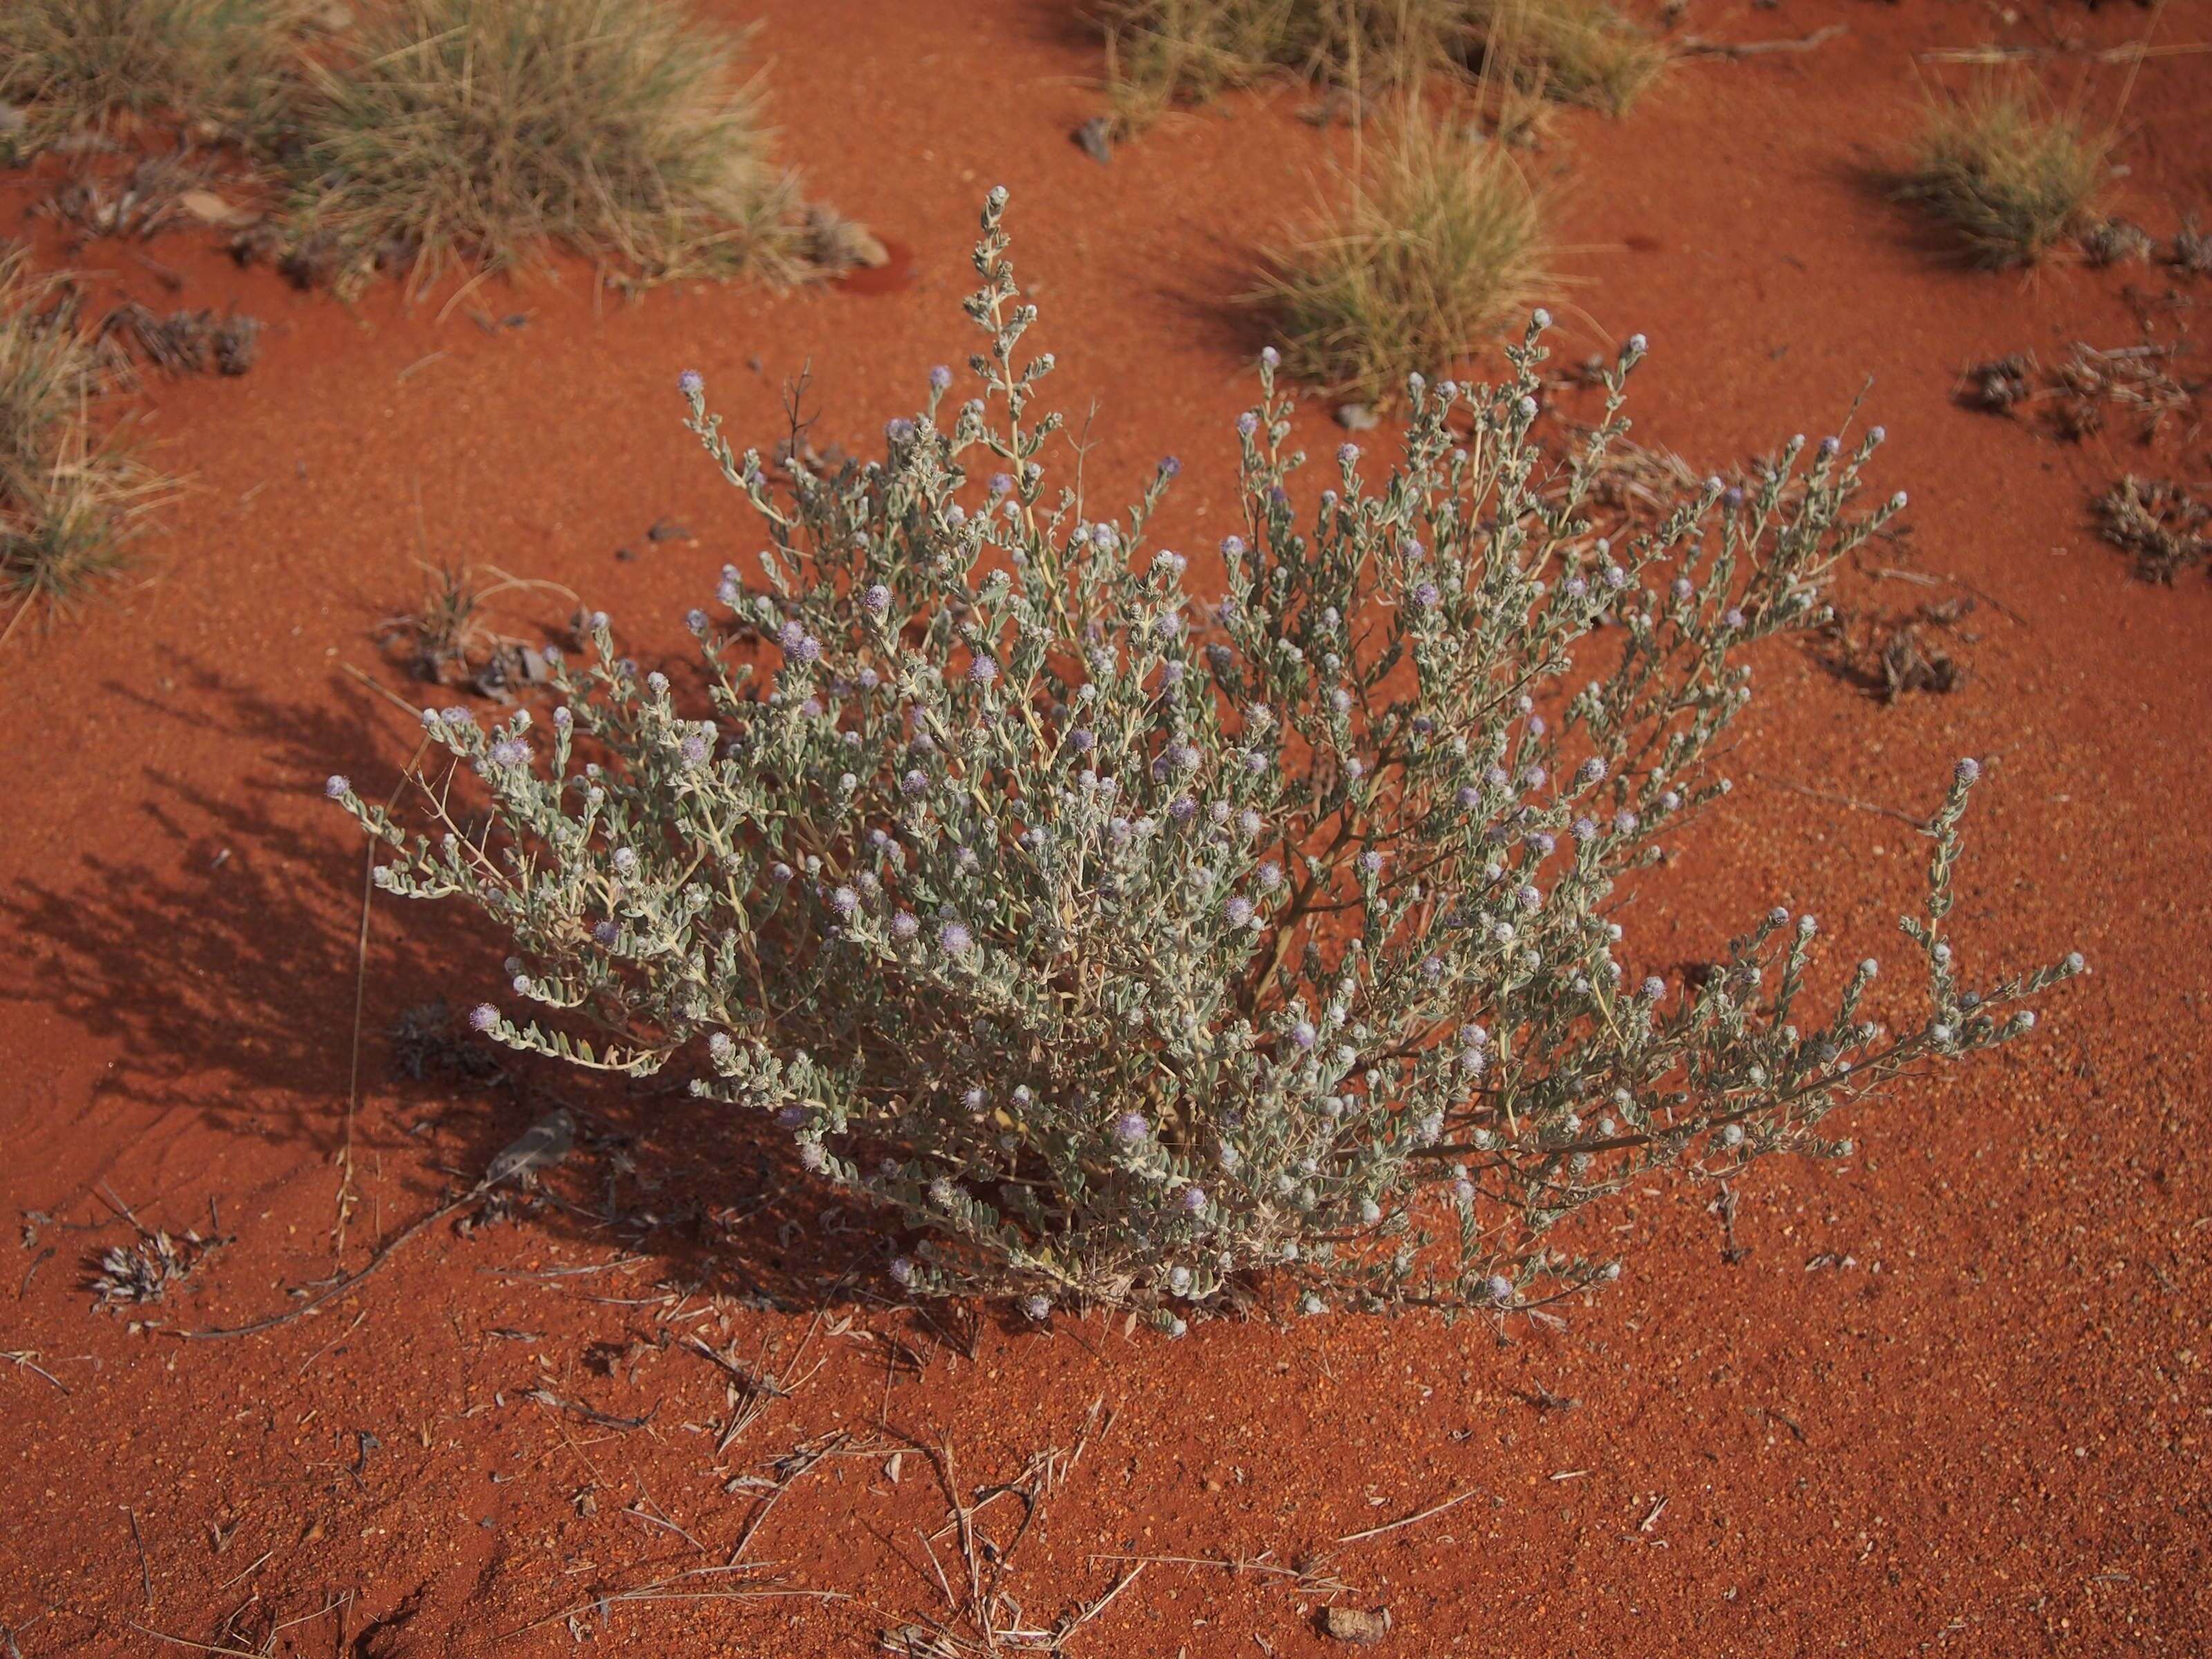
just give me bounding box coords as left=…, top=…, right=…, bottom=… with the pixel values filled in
left=334, top=190, right=2081, bottom=1329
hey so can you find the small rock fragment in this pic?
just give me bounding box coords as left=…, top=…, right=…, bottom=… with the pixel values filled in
left=1073, top=116, right=1114, bottom=165
left=1335, top=402, right=1380, bottom=431
left=1322, top=1605, right=1391, bottom=1644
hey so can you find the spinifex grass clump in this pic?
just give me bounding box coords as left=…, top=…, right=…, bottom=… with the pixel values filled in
left=1466, top=0, right=1663, bottom=117
left=1097, top=0, right=1660, bottom=131
left=0, top=0, right=297, bottom=160
left=337, top=193, right=2080, bottom=1326
left=1257, top=116, right=1546, bottom=402
left=281, top=0, right=804, bottom=294
left=0, top=256, right=166, bottom=626
left=1900, top=78, right=2109, bottom=269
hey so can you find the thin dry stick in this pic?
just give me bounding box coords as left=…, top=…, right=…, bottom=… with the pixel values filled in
left=2, top=1350, right=70, bottom=1393
left=1749, top=771, right=1931, bottom=832
left=335, top=725, right=431, bottom=1258
left=1336, top=1485, right=1481, bottom=1544
left=1679, top=24, right=1846, bottom=59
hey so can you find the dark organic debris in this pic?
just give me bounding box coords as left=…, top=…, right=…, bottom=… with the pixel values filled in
left=86, top=1228, right=225, bottom=1311
left=2078, top=216, right=2152, bottom=268
left=388, top=1000, right=506, bottom=1084
left=39, top=156, right=243, bottom=243
left=2094, top=475, right=2210, bottom=582
left=97, top=303, right=261, bottom=376
left=1824, top=599, right=1974, bottom=702
left=1958, top=341, right=2193, bottom=442
left=1961, top=353, right=2034, bottom=411
left=2172, top=222, right=2212, bottom=279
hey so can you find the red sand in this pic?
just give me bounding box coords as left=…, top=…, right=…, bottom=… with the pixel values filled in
left=2, top=1, right=2207, bottom=1653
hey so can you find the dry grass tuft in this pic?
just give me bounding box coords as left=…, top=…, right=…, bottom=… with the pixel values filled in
left=1096, top=0, right=1662, bottom=132
left=1466, top=0, right=1665, bottom=117
left=0, top=256, right=168, bottom=630
left=1899, top=77, right=2110, bottom=268
left=1254, top=114, right=1548, bottom=401
left=278, top=0, right=809, bottom=294
left=0, top=0, right=298, bottom=159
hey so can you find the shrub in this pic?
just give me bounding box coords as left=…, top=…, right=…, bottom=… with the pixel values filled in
left=0, top=0, right=297, bottom=160
left=0, top=256, right=166, bottom=628
left=279, top=0, right=805, bottom=294
left=336, top=193, right=2081, bottom=1325
left=1900, top=78, right=2109, bottom=269
left=1254, top=115, right=1547, bottom=403
left=1096, top=0, right=1660, bottom=131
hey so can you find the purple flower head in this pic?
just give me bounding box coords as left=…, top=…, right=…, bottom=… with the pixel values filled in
left=1221, top=535, right=1247, bottom=558
left=1412, top=581, right=1441, bottom=610
left=1421, top=955, right=1443, bottom=981
left=1526, top=830, right=1555, bottom=856
left=928, top=364, right=952, bottom=393
left=323, top=774, right=351, bottom=799
left=469, top=1003, right=498, bottom=1033
left=885, top=416, right=917, bottom=442
left=678, top=369, right=703, bottom=397
left=1260, top=345, right=1281, bottom=371
left=1170, top=794, right=1197, bottom=822
left=1487, top=1274, right=1515, bottom=1306
left=1338, top=442, right=1360, bottom=466
left=830, top=885, right=859, bottom=916
left=1179, top=1184, right=1208, bottom=1215
left=1237, top=411, right=1259, bottom=439
left=1225, top=894, right=1254, bottom=927
left=1642, top=975, right=1665, bottom=1002
left=1291, top=1020, right=1317, bottom=1050
left=777, top=619, right=805, bottom=653
left=989, top=471, right=1013, bottom=497
left=1572, top=816, right=1598, bottom=843
left=1818, top=435, right=1841, bottom=458
left=1613, top=809, right=1638, bottom=834
left=861, top=582, right=892, bottom=615
left=1258, top=861, right=1282, bottom=890
left=1522, top=765, right=1547, bottom=791
left=1517, top=883, right=1541, bottom=912
left=1159, top=454, right=1181, bottom=478
left=1238, top=807, right=1262, bottom=837
left=1955, top=756, right=1980, bottom=785
left=1359, top=850, right=1382, bottom=876
left=769, top=861, right=793, bottom=884
left=891, top=911, right=920, bottom=942
left=680, top=734, right=710, bottom=765
left=901, top=768, right=928, bottom=797
left=1069, top=727, right=1096, bottom=754
left=1456, top=784, right=1481, bottom=811
left=967, top=654, right=997, bottom=686
left=938, top=919, right=974, bottom=955
left=592, top=919, right=619, bottom=946
left=1724, top=607, right=1746, bottom=630
left=1114, top=1112, right=1149, bottom=1145
left=888, top=1256, right=915, bottom=1286
left=1020, top=1293, right=1051, bottom=1320
left=1579, top=756, right=1607, bottom=785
